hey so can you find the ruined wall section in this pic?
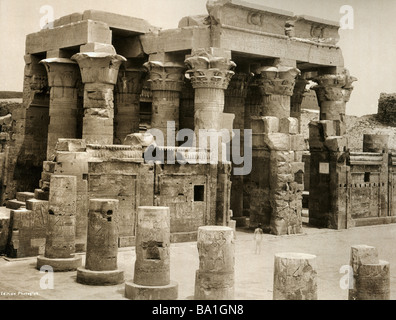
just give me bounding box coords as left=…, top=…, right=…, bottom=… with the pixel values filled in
left=377, top=93, right=396, bottom=124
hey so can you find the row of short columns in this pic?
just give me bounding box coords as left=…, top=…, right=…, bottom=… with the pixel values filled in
left=35, top=178, right=387, bottom=300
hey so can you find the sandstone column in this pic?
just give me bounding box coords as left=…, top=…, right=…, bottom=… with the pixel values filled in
left=37, top=175, right=82, bottom=271
left=309, top=70, right=357, bottom=229
left=291, top=78, right=309, bottom=134
left=348, top=245, right=390, bottom=300
left=251, top=66, right=304, bottom=235
left=40, top=58, right=81, bottom=159
left=72, top=52, right=126, bottom=145
left=143, top=61, right=185, bottom=145
left=114, top=68, right=146, bottom=144
left=194, top=226, right=235, bottom=300
left=273, top=252, right=317, bottom=300
left=225, top=73, right=250, bottom=225
left=185, top=48, right=235, bottom=134
left=125, top=206, right=178, bottom=300
left=77, top=199, right=124, bottom=285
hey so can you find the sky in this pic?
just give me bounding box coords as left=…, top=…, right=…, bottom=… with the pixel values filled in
left=0, top=0, right=395, bottom=116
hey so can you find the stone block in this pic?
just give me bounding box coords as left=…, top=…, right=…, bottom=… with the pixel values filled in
left=55, top=139, right=87, bottom=152
left=251, top=116, right=279, bottom=134
left=34, top=189, right=49, bottom=201
left=26, top=199, right=48, bottom=212
left=324, top=136, right=347, bottom=152
left=43, top=161, right=56, bottom=173
left=319, top=120, right=336, bottom=138
left=273, top=252, right=317, bottom=300
left=55, top=152, right=88, bottom=163
left=26, top=20, right=112, bottom=55
left=6, top=200, right=26, bottom=210
left=290, top=134, right=306, bottom=151
left=80, top=42, right=116, bottom=54
left=16, top=192, right=35, bottom=202
left=264, top=133, right=291, bottom=151
left=309, top=121, right=325, bottom=150
left=279, top=117, right=299, bottom=134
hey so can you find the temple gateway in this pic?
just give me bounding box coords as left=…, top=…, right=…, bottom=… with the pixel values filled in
left=2, top=0, right=391, bottom=259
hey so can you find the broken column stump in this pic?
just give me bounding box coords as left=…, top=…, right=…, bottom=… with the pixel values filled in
left=194, top=226, right=235, bottom=300
left=273, top=252, right=317, bottom=300
left=125, top=206, right=178, bottom=300
left=77, top=199, right=124, bottom=285
left=348, top=244, right=390, bottom=300
left=348, top=244, right=379, bottom=300
left=356, top=261, right=390, bottom=300
left=37, top=175, right=82, bottom=271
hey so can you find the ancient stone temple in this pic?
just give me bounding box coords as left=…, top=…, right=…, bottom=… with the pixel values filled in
left=0, top=0, right=365, bottom=257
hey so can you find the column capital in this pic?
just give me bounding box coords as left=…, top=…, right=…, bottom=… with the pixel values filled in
left=71, top=52, right=126, bottom=85
left=254, top=66, right=301, bottom=96
left=115, top=68, right=146, bottom=94
left=143, top=61, right=185, bottom=92
left=313, top=70, right=357, bottom=103
left=40, top=58, right=81, bottom=88
left=185, top=49, right=236, bottom=90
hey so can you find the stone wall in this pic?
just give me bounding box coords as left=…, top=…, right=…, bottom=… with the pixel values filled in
left=377, top=93, right=396, bottom=124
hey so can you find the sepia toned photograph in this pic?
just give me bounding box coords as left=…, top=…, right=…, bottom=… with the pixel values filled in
left=0, top=0, right=395, bottom=308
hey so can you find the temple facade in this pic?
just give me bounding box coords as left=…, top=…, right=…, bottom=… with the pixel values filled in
left=4, top=0, right=389, bottom=259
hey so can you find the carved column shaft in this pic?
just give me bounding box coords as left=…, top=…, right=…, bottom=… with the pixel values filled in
left=194, top=226, right=235, bottom=300
left=72, top=52, right=126, bottom=145
left=144, top=62, right=185, bottom=145
left=40, top=58, right=81, bottom=159
left=114, top=69, right=146, bottom=144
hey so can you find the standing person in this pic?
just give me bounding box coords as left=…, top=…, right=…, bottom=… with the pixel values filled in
left=254, top=224, right=263, bottom=254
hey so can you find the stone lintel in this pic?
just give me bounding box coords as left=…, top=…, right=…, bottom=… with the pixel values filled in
left=207, top=0, right=340, bottom=44
left=26, top=20, right=112, bottom=55
left=140, top=27, right=211, bottom=55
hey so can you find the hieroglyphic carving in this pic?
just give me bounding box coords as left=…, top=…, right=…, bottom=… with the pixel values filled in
left=143, top=61, right=185, bottom=92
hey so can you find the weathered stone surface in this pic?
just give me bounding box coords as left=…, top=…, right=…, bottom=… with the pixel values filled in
left=251, top=116, right=279, bottom=134
left=273, top=252, right=317, bottom=300
left=36, top=175, right=81, bottom=271
left=363, top=134, right=389, bottom=153
left=279, top=117, right=299, bottom=135
left=0, top=208, right=10, bottom=254
left=84, top=199, right=120, bottom=272
left=114, top=68, right=146, bottom=143
left=194, top=226, right=235, bottom=300
left=355, top=260, right=390, bottom=300
left=348, top=244, right=379, bottom=300
left=26, top=20, right=112, bottom=55
left=264, top=133, right=291, bottom=151
left=125, top=206, right=178, bottom=300
left=133, top=206, right=171, bottom=286
left=45, top=175, right=77, bottom=259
